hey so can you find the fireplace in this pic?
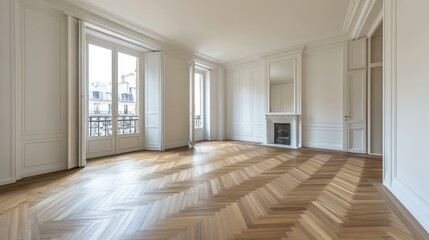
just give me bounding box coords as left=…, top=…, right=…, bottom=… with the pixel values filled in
left=274, top=123, right=291, bottom=145
left=265, top=114, right=301, bottom=149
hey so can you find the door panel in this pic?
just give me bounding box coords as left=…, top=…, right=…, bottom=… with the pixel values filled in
left=86, top=44, right=115, bottom=158
left=116, top=52, right=142, bottom=153
left=347, top=70, right=367, bottom=153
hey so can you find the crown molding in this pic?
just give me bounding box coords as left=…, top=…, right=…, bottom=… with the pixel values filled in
left=351, top=0, right=376, bottom=39
left=49, top=0, right=222, bottom=67
left=225, top=31, right=351, bottom=68
left=343, top=0, right=362, bottom=32
left=44, top=0, right=374, bottom=68
left=367, top=9, right=383, bottom=38
left=225, top=43, right=307, bottom=68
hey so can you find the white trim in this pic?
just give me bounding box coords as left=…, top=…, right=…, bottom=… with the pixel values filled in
left=352, top=0, right=376, bottom=39
left=391, top=178, right=429, bottom=232
left=67, top=15, right=79, bottom=169
left=343, top=0, right=361, bottom=32
left=0, top=178, right=16, bottom=186
left=11, top=0, right=17, bottom=182
left=225, top=34, right=349, bottom=68
left=164, top=141, right=189, bottom=150
left=217, top=68, right=225, bottom=141
left=78, top=19, right=87, bottom=167
left=367, top=9, right=384, bottom=38
left=14, top=0, right=22, bottom=181
left=383, top=0, right=396, bottom=188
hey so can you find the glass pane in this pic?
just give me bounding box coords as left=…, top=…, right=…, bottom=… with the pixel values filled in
left=88, top=44, right=112, bottom=137
left=117, top=52, right=139, bottom=135
left=194, top=73, right=203, bottom=128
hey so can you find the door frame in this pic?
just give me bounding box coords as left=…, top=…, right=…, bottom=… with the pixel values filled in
left=84, top=32, right=145, bottom=159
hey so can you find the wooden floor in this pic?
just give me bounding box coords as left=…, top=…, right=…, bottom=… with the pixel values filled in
left=0, top=141, right=427, bottom=240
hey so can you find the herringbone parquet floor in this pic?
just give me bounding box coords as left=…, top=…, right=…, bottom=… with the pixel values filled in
left=0, top=141, right=427, bottom=239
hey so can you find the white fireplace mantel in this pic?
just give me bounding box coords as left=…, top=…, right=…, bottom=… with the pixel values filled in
left=263, top=113, right=302, bottom=149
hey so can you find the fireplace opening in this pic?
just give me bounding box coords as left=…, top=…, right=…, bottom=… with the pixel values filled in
left=274, top=123, right=291, bottom=145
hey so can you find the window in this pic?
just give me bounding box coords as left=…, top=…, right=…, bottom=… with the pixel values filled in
left=124, top=104, right=128, bottom=114
left=94, top=103, right=100, bottom=114
left=194, top=73, right=204, bottom=128
left=93, top=91, right=100, bottom=100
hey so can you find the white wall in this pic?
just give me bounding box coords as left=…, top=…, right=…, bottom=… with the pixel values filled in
left=225, top=63, right=265, bottom=142
left=386, top=0, right=429, bottom=232
left=163, top=52, right=189, bottom=149
left=302, top=43, right=346, bottom=150
left=0, top=0, right=15, bottom=185
left=225, top=44, right=347, bottom=148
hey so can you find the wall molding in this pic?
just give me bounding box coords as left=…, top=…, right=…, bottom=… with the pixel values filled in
left=383, top=0, right=396, bottom=189
left=343, top=0, right=362, bottom=32
left=11, top=0, right=17, bottom=182
left=351, top=0, right=376, bottom=39
left=164, top=141, right=189, bottom=150
left=391, top=178, right=429, bottom=232
left=0, top=178, right=16, bottom=186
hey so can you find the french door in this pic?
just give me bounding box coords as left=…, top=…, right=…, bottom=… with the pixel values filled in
left=86, top=40, right=143, bottom=159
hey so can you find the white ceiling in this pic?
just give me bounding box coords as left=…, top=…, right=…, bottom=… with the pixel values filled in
left=82, top=0, right=353, bottom=64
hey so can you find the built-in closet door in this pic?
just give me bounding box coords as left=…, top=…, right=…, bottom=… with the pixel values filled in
left=346, top=70, right=367, bottom=153
left=346, top=38, right=367, bottom=153
left=144, top=52, right=164, bottom=150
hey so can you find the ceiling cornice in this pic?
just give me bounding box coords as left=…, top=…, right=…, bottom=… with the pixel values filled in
left=45, top=0, right=374, bottom=68
left=351, top=0, right=377, bottom=39
left=50, top=0, right=223, bottom=68
left=224, top=32, right=351, bottom=68
left=343, top=0, right=362, bottom=33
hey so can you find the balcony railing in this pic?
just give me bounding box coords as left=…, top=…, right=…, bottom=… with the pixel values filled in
left=88, top=115, right=139, bottom=137
left=117, top=115, right=139, bottom=134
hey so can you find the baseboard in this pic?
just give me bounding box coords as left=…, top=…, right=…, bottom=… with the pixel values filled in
left=389, top=178, right=429, bottom=235
left=0, top=178, right=16, bottom=186
left=303, top=142, right=343, bottom=151
left=21, top=166, right=67, bottom=179
left=164, top=141, right=188, bottom=150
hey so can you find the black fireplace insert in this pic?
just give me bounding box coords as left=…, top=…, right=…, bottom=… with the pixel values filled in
left=274, top=123, right=291, bottom=145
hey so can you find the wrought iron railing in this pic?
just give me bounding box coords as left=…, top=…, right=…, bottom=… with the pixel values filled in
left=117, top=115, right=139, bottom=134
left=195, top=115, right=202, bottom=128
left=89, top=116, right=112, bottom=137
left=88, top=115, right=139, bottom=137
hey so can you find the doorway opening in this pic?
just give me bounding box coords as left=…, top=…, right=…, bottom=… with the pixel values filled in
left=368, top=22, right=383, bottom=156
left=86, top=39, right=144, bottom=159
left=193, top=66, right=210, bottom=143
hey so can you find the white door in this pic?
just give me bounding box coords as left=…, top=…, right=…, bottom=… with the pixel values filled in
left=346, top=69, right=367, bottom=153
left=86, top=42, right=143, bottom=158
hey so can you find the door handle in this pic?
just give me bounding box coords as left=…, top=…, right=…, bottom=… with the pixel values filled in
left=344, top=115, right=351, bottom=121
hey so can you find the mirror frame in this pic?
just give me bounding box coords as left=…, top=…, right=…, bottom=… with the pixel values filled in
left=266, top=52, right=302, bottom=115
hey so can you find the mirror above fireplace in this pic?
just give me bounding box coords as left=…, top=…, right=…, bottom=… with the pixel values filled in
left=267, top=52, right=302, bottom=115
